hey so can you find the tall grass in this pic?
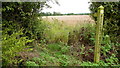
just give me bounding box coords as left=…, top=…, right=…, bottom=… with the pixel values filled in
left=25, top=18, right=119, bottom=66
left=35, top=19, right=73, bottom=44
left=35, top=18, right=95, bottom=45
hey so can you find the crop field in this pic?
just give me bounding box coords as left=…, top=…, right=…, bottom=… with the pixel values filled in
left=2, top=2, right=120, bottom=67
left=42, top=15, right=95, bottom=26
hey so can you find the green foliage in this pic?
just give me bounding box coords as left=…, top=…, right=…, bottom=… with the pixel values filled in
left=89, top=2, right=120, bottom=42
left=33, top=19, right=47, bottom=40
left=67, top=23, right=119, bottom=65
left=32, top=57, right=43, bottom=65
left=24, top=19, right=119, bottom=66
left=80, top=59, right=119, bottom=66
left=61, top=45, right=70, bottom=54
left=40, top=12, right=90, bottom=16
left=25, top=61, right=39, bottom=66
left=2, top=30, right=34, bottom=66
left=46, top=43, right=70, bottom=54
left=47, top=43, right=61, bottom=51
left=100, top=35, right=119, bottom=65
left=105, top=54, right=119, bottom=65
left=65, top=13, right=90, bottom=15
left=35, top=19, right=71, bottom=44
left=68, top=23, right=96, bottom=46
left=80, top=61, right=99, bottom=66
left=40, top=12, right=63, bottom=16
left=58, top=55, right=69, bottom=66
left=43, top=19, right=70, bottom=44
left=24, top=42, right=81, bottom=66
left=79, top=44, right=85, bottom=55
left=2, top=2, right=46, bottom=66
left=80, top=60, right=116, bottom=66
left=2, top=2, right=47, bottom=39
left=101, top=35, right=112, bottom=56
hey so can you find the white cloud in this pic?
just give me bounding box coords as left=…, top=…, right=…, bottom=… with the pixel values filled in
left=42, top=0, right=91, bottom=14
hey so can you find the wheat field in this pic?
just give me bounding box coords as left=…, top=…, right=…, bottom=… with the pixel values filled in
left=42, top=15, right=95, bottom=26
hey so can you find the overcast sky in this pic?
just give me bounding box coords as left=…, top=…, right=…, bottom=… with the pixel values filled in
left=42, top=0, right=91, bottom=14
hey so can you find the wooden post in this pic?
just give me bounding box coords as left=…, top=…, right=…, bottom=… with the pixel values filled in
left=94, top=5, right=104, bottom=63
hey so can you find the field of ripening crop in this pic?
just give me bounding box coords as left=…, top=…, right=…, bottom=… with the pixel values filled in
left=42, top=15, right=95, bottom=26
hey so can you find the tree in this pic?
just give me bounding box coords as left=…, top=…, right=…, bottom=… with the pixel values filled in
left=2, top=1, right=60, bottom=66
left=89, top=2, right=120, bottom=42
left=2, top=0, right=59, bottom=38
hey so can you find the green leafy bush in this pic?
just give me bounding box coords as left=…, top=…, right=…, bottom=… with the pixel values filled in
left=100, top=35, right=119, bottom=65
left=67, top=23, right=119, bottom=65
left=33, top=19, right=48, bottom=40
left=2, top=30, right=34, bottom=66
left=68, top=23, right=96, bottom=46
left=90, top=2, right=120, bottom=42
left=2, top=2, right=47, bottom=39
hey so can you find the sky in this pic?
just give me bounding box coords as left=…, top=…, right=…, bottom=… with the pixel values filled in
left=42, top=0, right=91, bottom=14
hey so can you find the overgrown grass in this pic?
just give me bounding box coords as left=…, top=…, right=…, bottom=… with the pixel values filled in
left=35, top=19, right=73, bottom=44
left=3, top=18, right=119, bottom=66
left=23, top=19, right=120, bottom=66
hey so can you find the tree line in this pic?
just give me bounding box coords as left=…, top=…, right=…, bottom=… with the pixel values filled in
left=39, top=12, right=90, bottom=16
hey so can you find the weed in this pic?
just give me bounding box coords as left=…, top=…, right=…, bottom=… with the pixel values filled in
left=25, top=61, right=39, bottom=66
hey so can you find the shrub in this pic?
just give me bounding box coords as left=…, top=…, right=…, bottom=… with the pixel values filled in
left=67, top=23, right=119, bottom=64
left=33, top=19, right=48, bottom=40
left=2, top=30, right=34, bottom=66
left=2, top=2, right=47, bottom=39
left=89, top=2, right=120, bottom=42
left=101, top=35, right=119, bottom=65
left=68, top=23, right=95, bottom=46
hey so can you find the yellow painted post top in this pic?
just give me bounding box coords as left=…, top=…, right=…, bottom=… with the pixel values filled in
left=98, top=5, right=104, bottom=10
left=99, top=5, right=104, bottom=14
